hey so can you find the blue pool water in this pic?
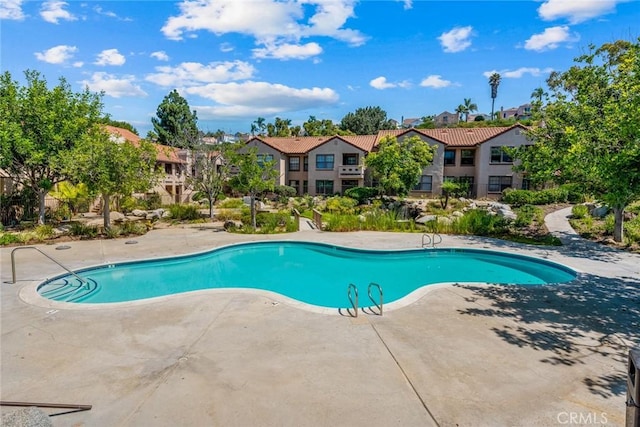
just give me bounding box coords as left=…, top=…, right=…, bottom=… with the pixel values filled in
left=38, top=241, right=576, bottom=308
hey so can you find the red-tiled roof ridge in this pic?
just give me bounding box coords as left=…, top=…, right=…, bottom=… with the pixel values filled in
left=103, top=125, right=185, bottom=164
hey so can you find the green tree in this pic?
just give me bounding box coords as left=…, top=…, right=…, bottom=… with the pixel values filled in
left=151, top=89, right=199, bottom=148
left=462, top=98, right=478, bottom=122
left=340, top=106, right=396, bottom=135
left=229, top=147, right=279, bottom=228
left=489, top=73, right=501, bottom=120
left=455, top=104, right=465, bottom=122
left=64, top=128, right=159, bottom=230
left=303, top=116, right=343, bottom=136
left=0, top=70, right=103, bottom=224
left=365, top=135, right=435, bottom=196
left=187, top=145, right=229, bottom=219
left=251, top=117, right=266, bottom=136
left=514, top=39, right=640, bottom=242
left=49, top=181, right=91, bottom=215
left=416, top=115, right=436, bottom=129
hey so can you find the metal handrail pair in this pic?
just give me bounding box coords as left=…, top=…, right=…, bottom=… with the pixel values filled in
left=346, top=282, right=383, bottom=317
left=422, top=233, right=443, bottom=248
left=10, top=246, right=88, bottom=288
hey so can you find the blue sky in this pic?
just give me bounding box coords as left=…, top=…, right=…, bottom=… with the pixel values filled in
left=2, top=0, right=639, bottom=136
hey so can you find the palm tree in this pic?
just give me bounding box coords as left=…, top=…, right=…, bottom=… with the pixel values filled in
left=253, top=117, right=266, bottom=136
left=463, top=98, right=478, bottom=122
left=455, top=104, right=465, bottom=123
left=531, top=87, right=546, bottom=103
left=489, top=73, right=501, bottom=121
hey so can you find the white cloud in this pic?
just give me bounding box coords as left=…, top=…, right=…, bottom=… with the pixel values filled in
left=399, top=0, right=413, bottom=10
left=73, top=61, right=84, bottom=68
left=0, top=0, right=25, bottom=20
left=186, top=81, right=339, bottom=118
left=483, top=67, right=554, bottom=78
left=145, top=61, right=256, bottom=87
left=538, top=0, right=621, bottom=24
left=161, top=0, right=367, bottom=58
left=40, top=1, right=76, bottom=24
left=34, top=45, right=77, bottom=64
left=253, top=42, right=322, bottom=60
left=370, top=76, right=411, bottom=90
left=220, top=43, right=234, bottom=53
left=524, top=26, right=578, bottom=51
left=94, top=49, right=126, bottom=66
left=420, top=75, right=452, bottom=88
left=438, top=26, right=473, bottom=53
left=150, top=51, right=170, bottom=61
left=93, top=5, right=131, bottom=21
left=80, top=72, right=147, bottom=98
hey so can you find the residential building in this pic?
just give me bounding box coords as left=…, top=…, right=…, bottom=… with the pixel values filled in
left=104, top=126, right=192, bottom=204
left=245, top=124, right=531, bottom=198
left=434, top=111, right=459, bottom=127
left=401, top=117, right=422, bottom=128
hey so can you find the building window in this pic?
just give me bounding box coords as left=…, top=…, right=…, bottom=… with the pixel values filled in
left=164, top=163, right=173, bottom=174
left=343, top=153, right=358, bottom=166
left=316, top=180, right=334, bottom=195
left=316, top=154, right=334, bottom=170
left=257, top=154, right=274, bottom=167
left=288, top=156, right=300, bottom=171
left=522, top=177, right=531, bottom=190
left=413, top=175, right=432, bottom=192
left=303, top=180, right=308, bottom=194
left=444, top=149, right=456, bottom=166
left=460, top=149, right=475, bottom=166
left=490, top=146, right=513, bottom=164
left=341, top=180, right=358, bottom=193
left=303, top=156, right=308, bottom=171
left=488, top=176, right=512, bottom=193
left=289, top=180, right=300, bottom=194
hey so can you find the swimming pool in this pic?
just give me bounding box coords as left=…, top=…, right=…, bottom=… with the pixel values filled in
left=37, top=241, right=576, bottom=308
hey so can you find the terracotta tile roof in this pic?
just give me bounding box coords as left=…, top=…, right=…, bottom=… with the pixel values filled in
left=246, top=124, right=527, bottom=154
left=103, top=125, right=185, bottom=164
left=412, top=124, right=526, bottom=147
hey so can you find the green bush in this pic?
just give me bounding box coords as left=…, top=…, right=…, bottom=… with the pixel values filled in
left=119, top=221, right=148, bottom=235
left=168, top=204, right=201, bottom=221
left=34, top=224, right=55, bottom=241
left=502, top=188, right=570, bottom=207
left=571, top=204, right=589, bottom=219
left=450, top=209, right=509, bottom=236
left=344, top=187, right=377, bottom=204
left=142, top=193, right=162, bottom=210
left=69, top=222, right=99, bottom=238
left=273, top=185, right=297, bottom=203
left=0, top=232, right=22, bottom=245
left=325, top=196, right=358, bottom=214
left=218, top=198, right=245, bottom=208
left=234, top=210, right=296, bottom=233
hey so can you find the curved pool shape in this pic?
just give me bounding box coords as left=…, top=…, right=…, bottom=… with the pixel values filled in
left=37, top=241, right=577, bottom=308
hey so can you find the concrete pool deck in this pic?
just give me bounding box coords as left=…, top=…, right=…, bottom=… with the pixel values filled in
left=1, top=207, right=639, bottom=426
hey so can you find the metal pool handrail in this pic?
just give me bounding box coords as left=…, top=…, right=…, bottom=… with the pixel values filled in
left=422, top=233, right=442, bottom=248
left=347, top=283, right=359, bottom=318
left=368, top=282, right=384, bottom=316
left=10, top=246, right=88, bottom=287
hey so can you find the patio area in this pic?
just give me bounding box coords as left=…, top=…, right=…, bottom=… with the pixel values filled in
left=1, top=208, right=639, bottom=426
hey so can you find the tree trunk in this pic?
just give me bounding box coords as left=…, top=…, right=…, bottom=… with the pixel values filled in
left=613, top=205, right=624, bottom=243
left=103, top=193, right=111, bottom=230
left=250, top=194, right=257, bottom=229
left=209, top=198, right=214, bottom=220
left=37, top=189, right=46, bottom=225
left=490, top=98, right=495, bottom=121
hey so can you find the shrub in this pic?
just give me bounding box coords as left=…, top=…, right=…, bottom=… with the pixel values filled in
left=168, top=204, right=201, bottom=221
left=69, top=222, right=99, bottom=238
left=218, top=198, right=245, bottom=209
left=142, top=193, right=162, bottom=210
left=34, top=224, right=55, bottom=241
left=0, top=232, right=22, bottom=245
left=344, top=187, right=378, bottom=204
left=571, top=204, right=589, bottom=219
left=502, top=188, right=570, bottom=207
left=450, top=209, right=509, bottom=236
left=119, top=221, right=148, bottom=235
left=273, top=185, right=297, bottom=203
left=325, top=196, right=358, bottom=214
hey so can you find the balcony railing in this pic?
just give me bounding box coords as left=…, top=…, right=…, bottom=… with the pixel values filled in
left=338, top=165, right=364, bottom=178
